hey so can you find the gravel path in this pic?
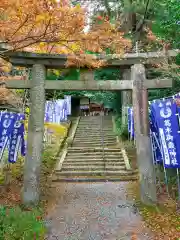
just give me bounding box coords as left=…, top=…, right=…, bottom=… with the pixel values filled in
left=46, top=182, right=154, bottom=240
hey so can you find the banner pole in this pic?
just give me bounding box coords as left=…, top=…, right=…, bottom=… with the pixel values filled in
left=152, top=132, right=163, bottom=193
left=159, top=137, right=170, bottom=196
left=150, top=130, right=162, bottom=193
left=176, top=168, right=180, bottom=210
left=174, top=95, right=180, bottom=207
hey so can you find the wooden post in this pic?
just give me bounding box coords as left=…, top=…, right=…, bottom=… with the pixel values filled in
left=132, top=64, right=157, bottom=205
left=22, top=64, right=46, bottom=206
left=121, top=69, right=132, bottom=126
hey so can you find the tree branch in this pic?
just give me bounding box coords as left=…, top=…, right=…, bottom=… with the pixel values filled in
left=103, top=0, right=111, bottom=18
left=135, top=0, right=151, bottom=33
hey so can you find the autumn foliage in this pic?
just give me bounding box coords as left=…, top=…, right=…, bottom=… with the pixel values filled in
left=0, top=0, right=131, bottom=69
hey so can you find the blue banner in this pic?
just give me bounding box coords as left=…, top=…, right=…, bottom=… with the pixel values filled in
left=149, top=110, right=163, bottom=164
left=0, top=112, right=26, bottom=163
left=64, top=95, right=71, bottom=115
left=45, top=99, right=68, bottom=124
left=0, top=112, right=16, bottom=161
left=130, top=108, right=134, bottom=140
left=8, top=113, right=26, bottom=163
left=56, top=99, right=67, bottom=122
left=127, top=107, right=134, bottom=139
left=45, top=101, right=51, bottom=122
left=151, top=99, right=180, bottom=168
left=127, top=107, right=131, bottom=133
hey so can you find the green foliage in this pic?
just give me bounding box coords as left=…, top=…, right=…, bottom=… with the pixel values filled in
left=149, top=0, right=180, bottom=101
left=41, top=145, right=59, bottom=175
left=114, top=115, right=129, bottom=140
left=148, top=77, right=180, bottom=101
left=93, top=68, right=122, bottom=112
left=63, top=69, right=80, bottom=80
left=47, top=70, right=58, bottom=80
left=0, top=206, right=46, bottom=240
left=94, top=68, right=121, bottom=80
left=152, top=0, right=180, bottom=48
left=0, top=128, right=67, bottom=240
left=88, top=91, right=115, bottom=107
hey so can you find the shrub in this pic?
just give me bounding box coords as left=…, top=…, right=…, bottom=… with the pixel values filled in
left=0, top=206, right=46, bottom=240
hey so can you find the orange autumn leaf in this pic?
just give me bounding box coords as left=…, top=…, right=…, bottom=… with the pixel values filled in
left=0, top=0, right=131, bottom=69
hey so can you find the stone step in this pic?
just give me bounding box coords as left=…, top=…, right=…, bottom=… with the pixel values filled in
left=78, top=121, right=112, bottom=123
left=76, top=128, right=113, bottom=131
left=73, top=137, right=117, bottom=144
left=79, top=121, right=112, bottom=123
left=66, top=150, right=121, bottom=154
left=73, top=141, right=117, bottom=144
left=75, top=130, right=114, bottom=133
left=65, top=160, right=124, bottom=165
left=75, top=131, right=113, bottom=135
left=79, top=118, right=112, bottom=121
left=65, top=157, right=124, bottom=161
left=74, top=136, right=116, bottom=140
left=77, top=129, right=112, bottom=130
left=79, top=118, right=112, bottom=120
left=76, top=127, right=113, bottom=130
left=66, top=152, right=122, bottom=157
left=78, top=124, right=112, bottom=126
left=65, top=155, right=123, bottom=159
left=60, top=167, right=126, bottom=172
left=72, top=143, right=117, bottom=147
left=67, top=150, right=120, bottom=154
left=52, top=175, right=138, bottom=182
left=74, top=133, right=116, bottom=137
left=73, top=138, right=116, bottom=141
left=68, top=147, right=120, bottom=149
left=78, top=125, right=112, bottom=127
left=79, top=122, right=112, bottom=124
left=64, top=158, right=124, bottom=162
left=79, top=123, right=112, bottom=124
left=59, top=164, right=126, bottom=172
left=75, top=132, right=113, bottom=135
left=72, top=144, right=117, bottom=147
left=68, top=147, right=120, bottom=152
left=73, top=139, right=116, bottom=143
left=80, top=117, right=112, bottom=119
left=76, top=128, right=112, bottom=131
left=62, top=161, right=125, bottom=166
left=74, top=137, right=115, bottom=140
left=77, top=124, right=112, bottom=126
left=76, top=131, right=113, bottom=134
left=78, top=123, right=112, bottom=124
left=76, top=129, right=113, bottom=131
left=79, top=119, right=112, bottom=121
left=55, top=170, right=137, bottom=176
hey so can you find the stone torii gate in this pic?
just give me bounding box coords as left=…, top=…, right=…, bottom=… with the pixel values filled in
left=2, top=50, right=178, bottom=206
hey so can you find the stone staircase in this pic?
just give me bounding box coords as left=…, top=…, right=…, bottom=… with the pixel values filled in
left=54, top=116, right=138, bottom=182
